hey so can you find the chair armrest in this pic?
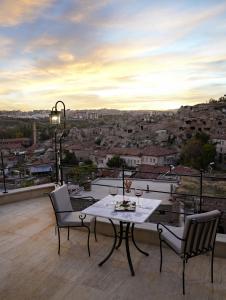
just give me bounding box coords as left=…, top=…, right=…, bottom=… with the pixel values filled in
left=157, top=223, right=185, bottom=241
left=56, top=210, right=88, bottom=223
left=55, top=210, right=74, bottom=214
left=70, top=196, right=98, bottom=211
left=79, top=213, right=87, bottom=223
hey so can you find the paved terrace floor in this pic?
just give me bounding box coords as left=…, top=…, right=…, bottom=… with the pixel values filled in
left=1, top=197, right=226, bottom=300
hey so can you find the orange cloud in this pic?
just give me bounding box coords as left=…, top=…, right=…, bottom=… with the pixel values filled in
left=0, top=0, right=53, bottom=26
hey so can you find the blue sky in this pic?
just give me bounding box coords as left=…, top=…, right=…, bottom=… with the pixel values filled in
left=0, top=0, right=226, bottom=110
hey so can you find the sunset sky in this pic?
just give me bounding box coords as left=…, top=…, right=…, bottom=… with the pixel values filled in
left=0, top=0, right=226, bottom=111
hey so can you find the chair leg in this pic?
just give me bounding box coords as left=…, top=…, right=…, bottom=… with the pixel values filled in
left=67, top=227, right=70, bottom=240
left=160, top=240, right=163, bottom=273
left=182, top=259, right=186, bottom=295
left=84, top=225, right=91, bottom=256
left=211, top=250, right=214, bottom=283
left=94, top=218, right=97, bottom=242
left=57, top=227, right=61, bottom=255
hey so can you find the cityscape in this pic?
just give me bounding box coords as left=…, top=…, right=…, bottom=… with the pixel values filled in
left=1, top=0, right=226, bottom=299
left=1, top=96, right=226, bottom=220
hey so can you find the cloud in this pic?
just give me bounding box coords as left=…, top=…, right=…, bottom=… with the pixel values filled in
left=66, top=1, right=111, bottom=24
left=0, top=36, right=13, bottom=57
left=0, top=0, right=54, bottom=26
left=24, top=35, right=59, bottom=53
left=0, top=1, right=226, bottom=110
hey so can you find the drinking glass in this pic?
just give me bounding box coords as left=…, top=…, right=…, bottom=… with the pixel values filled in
left=134, top=187, right=143, bottom=207
left=109, top=187, right=118, bottom=205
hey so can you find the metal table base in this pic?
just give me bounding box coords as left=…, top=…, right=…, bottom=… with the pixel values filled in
left=99, top=220, right=149, bottom=276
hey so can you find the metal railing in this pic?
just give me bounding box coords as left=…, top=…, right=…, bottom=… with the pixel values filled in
left=60, top=163, right=226, bottom=219
left=0, top=152, right=53, bottom=192
left=1, top=151, right=226, bottom=230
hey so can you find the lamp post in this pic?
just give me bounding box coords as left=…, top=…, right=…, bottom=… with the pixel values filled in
left=49, top=100, right=66, bottom=185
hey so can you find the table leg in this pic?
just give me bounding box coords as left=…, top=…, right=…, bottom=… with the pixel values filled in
left=116, top=221, right=124, bottom=249
left=99, top=219, right=117, bottom=267
left=125, top=222, right=135, bottom=276
left=131, top=223, right=149, bottom=256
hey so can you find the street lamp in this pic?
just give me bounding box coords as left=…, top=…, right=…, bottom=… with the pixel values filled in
left=49, top=101, right=66, bottom=129
left=49, top=100, right=66, bottom=185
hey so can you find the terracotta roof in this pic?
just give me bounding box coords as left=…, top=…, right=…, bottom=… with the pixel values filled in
left=134, top=165, right=168, bottom=179
left=98, top=169, right=120, bottom=178
left=173, top=165, right=199, bottom=176
left=108, top=148, right=142, bottom=156
left=92, top=150, right=107, bottom=157
left=108, top=146, right=178, bottom=157
left=26, top=159, right=52, bottom=166
left=142, top=146, right=178, bottom=157
left=134, top=164, right=198, bottom=179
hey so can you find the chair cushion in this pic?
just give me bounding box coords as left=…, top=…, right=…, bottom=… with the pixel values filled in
left=59, top=211, right=94, bottom=227
left=161, top=227, right=184, bottom=254
left=51, top=184, right=73, bottom=211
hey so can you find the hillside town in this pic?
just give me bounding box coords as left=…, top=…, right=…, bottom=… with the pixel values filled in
left=1, top=98, right=226, bottom=230
left=1, top=97, right=226, bottom=181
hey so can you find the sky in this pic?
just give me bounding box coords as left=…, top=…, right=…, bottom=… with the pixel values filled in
left=0, top=0, right=226, bottom=111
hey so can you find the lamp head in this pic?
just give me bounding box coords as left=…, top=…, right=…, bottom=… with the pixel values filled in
left=49, top=109, right=61, bottom=125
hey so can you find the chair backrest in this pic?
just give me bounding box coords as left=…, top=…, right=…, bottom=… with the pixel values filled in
left=182, top=210, right=221, bottom=258
left=49, top=184, right=73, bottom=224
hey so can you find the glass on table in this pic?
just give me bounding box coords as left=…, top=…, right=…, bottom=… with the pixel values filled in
left=134, top=187, right=143, bottom=207
left=109, top=187, right=118, bottom=205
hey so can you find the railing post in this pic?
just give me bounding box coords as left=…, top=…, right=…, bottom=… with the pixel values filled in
left=199, top=169, right=203, bottom=213
left=54, top=130, right=59, bottom=184
left=1, top=151, right=8, bottom=193
left=122, top=164, right=125, bottom=196
left=59, top=137, right=63, bottom=185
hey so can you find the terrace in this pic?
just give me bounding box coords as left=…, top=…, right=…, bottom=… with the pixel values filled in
left=1, top=161, right=226, bottom=299
left=1, top=193, right=226, bottom=299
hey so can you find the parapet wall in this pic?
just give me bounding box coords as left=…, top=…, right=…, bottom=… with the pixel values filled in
left=0, top=183, right=55, bottom=205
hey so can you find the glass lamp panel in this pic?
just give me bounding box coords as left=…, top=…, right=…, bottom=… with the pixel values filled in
left=50, top=111, right=61, bottom=125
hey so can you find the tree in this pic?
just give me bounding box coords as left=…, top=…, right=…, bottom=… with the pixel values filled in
left=62, top=150, right=78, bottom=165
left=72, top=161, right=97, bottom=185
left=195, top=132, right=209, bottom=144
left=95, top=137, right=102, bottom=145
left=107, top=155, right=125, bottom=168
left=180, top=134, right=216, bottom=170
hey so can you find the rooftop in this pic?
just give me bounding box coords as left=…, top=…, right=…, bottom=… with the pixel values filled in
left=1, top=196, right=226, bottom=299
left=108, top=146, right=178, bottom=157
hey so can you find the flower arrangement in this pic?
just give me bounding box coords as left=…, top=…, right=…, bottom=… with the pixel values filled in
left=124, top=178, right=132, bottom=193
